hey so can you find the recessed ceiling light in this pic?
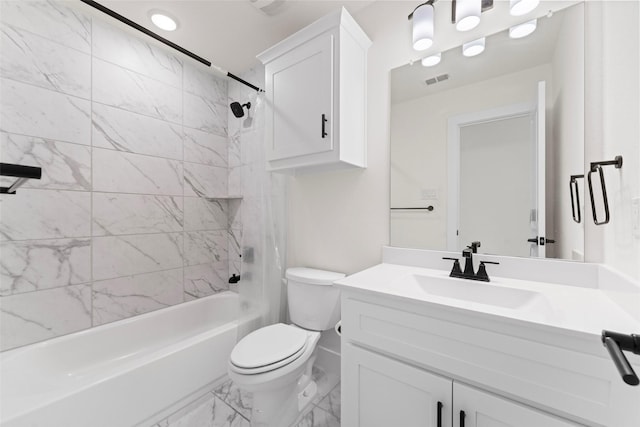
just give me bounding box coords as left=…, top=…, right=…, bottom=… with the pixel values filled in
left=149, top=10, right=178, bottom=31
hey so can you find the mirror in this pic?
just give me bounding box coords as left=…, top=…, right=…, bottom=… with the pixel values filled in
left=390, top=3, right=584, bottom=260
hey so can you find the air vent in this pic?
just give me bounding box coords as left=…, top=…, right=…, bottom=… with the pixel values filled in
left=425, top=74, right=449, bottom=85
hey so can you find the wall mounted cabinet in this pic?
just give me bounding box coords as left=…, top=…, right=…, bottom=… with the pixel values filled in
left=257, top=8, right=371, bottom=173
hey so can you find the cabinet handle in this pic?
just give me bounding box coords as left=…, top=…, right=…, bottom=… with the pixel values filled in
left=460, top=410, right=466, bottom=427
left=436, top=401, right=443, bottom=427
left=321, top=114, right=328, bottom=138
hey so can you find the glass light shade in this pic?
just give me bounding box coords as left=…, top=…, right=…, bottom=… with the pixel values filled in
left=421, top=53, right=442, bottom=67
left=509, top=19, right=537, bottom=38
left=150, top=12, right=178, bottom=31
left=509, top=0, right=540, bottom=16
left=462, top=37, right=485, bottom=57
left=412, top=4, right=434, bottom=51
left=456, top=0, right=481, bottom=31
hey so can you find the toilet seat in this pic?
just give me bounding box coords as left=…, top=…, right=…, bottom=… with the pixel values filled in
left=229, top=324, right=309, bottom=374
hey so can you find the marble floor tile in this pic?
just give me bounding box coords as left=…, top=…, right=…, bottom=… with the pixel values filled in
left=161, top=392, right=249, bottom=427
left=213, top=379, right=253, bottom=420
left=316, top=384, right=341, bottom=420
left=295, top=406, right=340, bottom=427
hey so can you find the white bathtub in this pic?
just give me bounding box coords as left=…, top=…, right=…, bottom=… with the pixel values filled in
left=0, top=291, right=246, bottom=427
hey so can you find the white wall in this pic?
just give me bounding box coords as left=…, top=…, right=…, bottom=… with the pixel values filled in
left=585, top=1, right=640, bottom=280
left=551, top=2, right=585, bottom=261
left=390, top=65, right=552, bottom=251
left=286, top=1, right=639, bottom=282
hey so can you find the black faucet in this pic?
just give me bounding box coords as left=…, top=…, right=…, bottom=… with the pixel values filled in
left=443, top=241, right=499, bottom=282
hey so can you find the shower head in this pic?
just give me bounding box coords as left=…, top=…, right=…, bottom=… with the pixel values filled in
left=230, top=101, right=251, bottom=118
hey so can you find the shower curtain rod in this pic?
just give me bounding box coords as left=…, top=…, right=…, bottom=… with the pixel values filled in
left=79, top=0, right=264, bottom=93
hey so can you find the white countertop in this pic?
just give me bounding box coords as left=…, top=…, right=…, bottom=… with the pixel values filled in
left=334, top=262, right=640, bottom=338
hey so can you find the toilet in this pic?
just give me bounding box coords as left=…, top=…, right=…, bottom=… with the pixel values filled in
left=228, top=267, right=344, bottom=427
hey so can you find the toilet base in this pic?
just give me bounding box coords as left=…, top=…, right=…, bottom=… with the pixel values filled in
left=250, top=377, right=318, bottom=427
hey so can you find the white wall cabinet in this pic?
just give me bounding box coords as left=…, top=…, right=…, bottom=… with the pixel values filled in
left=343, top=343, right=579, bottom=427
left=257, top=8, right=371, bottom=173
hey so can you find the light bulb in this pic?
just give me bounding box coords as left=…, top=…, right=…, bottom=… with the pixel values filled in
left=456, top=0, right=481, bottom=32
left=421, top=53, right=442, bottom=67
left=463, top=37, right=485, bottom=57
left=412, top=4, right=434, bottom=51
left=509, top=0, right=540, bottom=16
left=509, top=19, right=537, bottom=39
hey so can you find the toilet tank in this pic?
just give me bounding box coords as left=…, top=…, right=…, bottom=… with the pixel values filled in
left=286, top=267, right=345, bottom=331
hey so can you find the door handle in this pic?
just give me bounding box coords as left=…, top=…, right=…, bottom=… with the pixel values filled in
left=321, top=114, right=328, bottom=138
left=460, top=410, right=465, bottom=427
left=528, top=237, right=555, bottom=245
left=436, top=401, right=443, bottom=427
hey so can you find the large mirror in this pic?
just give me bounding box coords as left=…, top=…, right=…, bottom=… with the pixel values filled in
left=390, top=2, right=585, bottom=260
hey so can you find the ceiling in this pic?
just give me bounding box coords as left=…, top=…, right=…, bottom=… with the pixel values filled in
left=86, top=0, right=375, bottom=74
left=391, top=3, right=570, bottom=104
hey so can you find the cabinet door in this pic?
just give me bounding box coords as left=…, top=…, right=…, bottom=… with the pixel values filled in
left=343, top=344, right=452, bottom=427
left=266, top=33, right=333, bottom=161
left=453, top=383, right=582, bottom=427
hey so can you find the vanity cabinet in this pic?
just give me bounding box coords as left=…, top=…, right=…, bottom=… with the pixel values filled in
left=257, top=8, right=371, bottom=173
left=340, top=291, right=639, bottom=427
left=344, top=344, right=579, bottom=427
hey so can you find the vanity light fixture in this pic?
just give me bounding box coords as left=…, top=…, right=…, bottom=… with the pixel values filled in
left=149, top=10, right=178, bottom=31
left=422, top=52, right=442, bottom=67
left=455, top=0, right=482, bottom=31
left=410, top=1, right=435, bottom=51
left=509, top=0, right=540, bottom=16
left=509, top=19, right=537, bottom=38
left=462, top=37, right=485, bottom=57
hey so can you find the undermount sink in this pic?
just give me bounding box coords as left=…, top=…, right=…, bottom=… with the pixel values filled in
left=402, top=274, right=545, bottom=310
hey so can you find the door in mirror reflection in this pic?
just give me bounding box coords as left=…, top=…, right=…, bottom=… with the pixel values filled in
left=453, top=81, right=547, bottom=258
left=458, top=113, right=535, bottom=257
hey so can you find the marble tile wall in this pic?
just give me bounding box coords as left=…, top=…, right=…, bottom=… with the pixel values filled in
left=0, top=0, right=239, bottom=351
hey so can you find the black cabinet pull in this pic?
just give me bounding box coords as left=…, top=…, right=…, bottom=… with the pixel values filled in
left=602, top=330, right=640, bottom=386
left=321, top=114, right=328, bottom=138
left=460, top=410, right=466, bottom=427
left=436, top=401, right=443, bottom=427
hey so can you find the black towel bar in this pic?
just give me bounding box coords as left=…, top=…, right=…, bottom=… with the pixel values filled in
left=0, top=163, right=42, bottom=194
left=587, top=156, right=623, bottom=225
left=569, top=174, right=584, bottom=223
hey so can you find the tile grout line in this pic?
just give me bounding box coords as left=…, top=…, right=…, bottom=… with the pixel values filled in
left=89, top=13, right=95, bottom=328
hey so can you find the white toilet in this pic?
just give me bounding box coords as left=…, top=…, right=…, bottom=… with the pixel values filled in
left=228, top=267, right=344, bottom=427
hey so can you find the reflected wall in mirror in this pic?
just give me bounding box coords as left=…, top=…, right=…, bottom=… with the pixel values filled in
left=390, top=2, right=584, bottom=260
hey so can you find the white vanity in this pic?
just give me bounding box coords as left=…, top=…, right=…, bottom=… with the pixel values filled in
left=335, top=247, right=640, bottom=427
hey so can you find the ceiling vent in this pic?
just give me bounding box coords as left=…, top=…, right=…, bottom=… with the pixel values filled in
left=249, top=0, right=286, bottom=16
left=425, top=74, right=449, bottom=85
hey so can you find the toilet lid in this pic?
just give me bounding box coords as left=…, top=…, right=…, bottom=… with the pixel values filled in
left=230, top=323, right=308, bottom=370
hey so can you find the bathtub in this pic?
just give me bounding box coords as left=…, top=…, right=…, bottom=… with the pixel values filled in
left=0, top=291, right=248, bottom=427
